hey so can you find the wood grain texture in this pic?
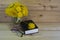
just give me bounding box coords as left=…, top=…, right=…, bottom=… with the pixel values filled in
left=0, top=23, right=60, bottom=40
left=0, top=0, right=60, bottom=23
left=28, top=11, right=60, bottom=22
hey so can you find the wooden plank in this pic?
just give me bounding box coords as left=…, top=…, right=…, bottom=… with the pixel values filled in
left=36, top=23, right=60, bottom=30
left=21, top=0, right=60, bottom=11
left=28, top=11, right=60, bottom=22
left=1, top=23, right=60, bottom=40
left=0, top=0, right=60, bottom=23
left=0, top=0, right=60, bottom=11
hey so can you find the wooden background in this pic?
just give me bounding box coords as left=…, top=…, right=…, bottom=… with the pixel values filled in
left=0, top=0, right=60, bottom=23
left=0, top=0, right=60, bottom=40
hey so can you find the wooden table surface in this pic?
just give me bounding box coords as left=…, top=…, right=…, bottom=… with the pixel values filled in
left=0, top=0, right=60, bottom=23
left=0, top=23, right=60, bottom=40
left=0, top=0, right=60, bottom=40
